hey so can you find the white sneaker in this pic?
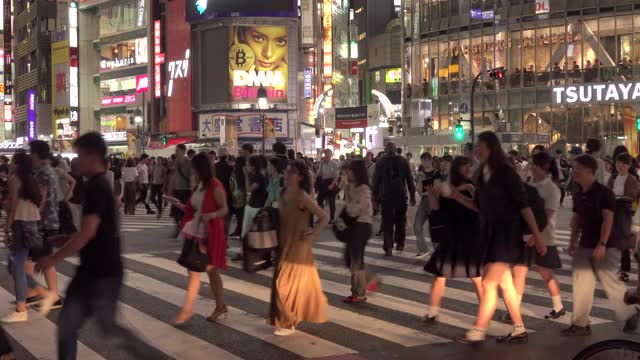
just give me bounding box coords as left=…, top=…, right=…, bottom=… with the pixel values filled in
left=274, top=327, right=296, bottom=336
left=0, top=310, right=27, bottom=323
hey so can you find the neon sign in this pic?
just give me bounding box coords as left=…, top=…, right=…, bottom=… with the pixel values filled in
left=167, top=49, right=190, bottom=97
left=27, top=90, right=36, bottom=141
left=553, top=82, right=640, bottom=104
left=154, top=20, right=164, bottom=98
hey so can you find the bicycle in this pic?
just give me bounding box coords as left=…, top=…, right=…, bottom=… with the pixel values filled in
left=572, top=339, right=640, bottom=360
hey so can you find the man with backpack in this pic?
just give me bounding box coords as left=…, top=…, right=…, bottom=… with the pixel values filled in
left=372, top=142, right=416, bottom=257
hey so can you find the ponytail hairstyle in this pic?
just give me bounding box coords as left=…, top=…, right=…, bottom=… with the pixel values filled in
left=532, top=151, right=559, bottom=184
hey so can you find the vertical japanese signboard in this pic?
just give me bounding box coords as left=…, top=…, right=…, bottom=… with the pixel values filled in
left=27, top=90, right=36, bottom=141
left=154, top=20, right=163, bottom=98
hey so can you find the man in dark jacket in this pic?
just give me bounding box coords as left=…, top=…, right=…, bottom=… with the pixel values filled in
left=230, top=144, right=254, bottom=237
left=215, top=148, right=234, bottom=235
left=372, top=142, right=416, bottom=256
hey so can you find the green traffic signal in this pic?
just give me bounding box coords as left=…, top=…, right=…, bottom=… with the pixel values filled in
left=636, top=116, right=640, bottom=131
left=162, top=136, right=167, bottom=146
left=454, top=124, right=464, bottom=141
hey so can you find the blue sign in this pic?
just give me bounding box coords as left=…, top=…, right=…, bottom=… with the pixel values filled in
left=470, top=9, right=494, bottom=19
left=27, top=89, right=36, bottom=141
left=303, top=68, right=313, bottom=99
left=186, top=0, right=296, bottom=21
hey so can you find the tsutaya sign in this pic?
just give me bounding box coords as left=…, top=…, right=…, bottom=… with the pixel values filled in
left=553, top=82, right=640, bottom=105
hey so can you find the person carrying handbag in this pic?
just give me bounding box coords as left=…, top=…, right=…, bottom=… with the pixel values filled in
left=1, top=153, right=53, bottom=323
left=170, top=153, right=229, bottom=325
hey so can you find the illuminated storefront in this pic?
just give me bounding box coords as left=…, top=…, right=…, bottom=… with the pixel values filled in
left=189, top=0, right=299, bottom=153
left=403, top=1, right=640, bottom=154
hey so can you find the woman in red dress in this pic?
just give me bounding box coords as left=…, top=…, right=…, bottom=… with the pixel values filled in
left=171, top=153, right=229, bottom=325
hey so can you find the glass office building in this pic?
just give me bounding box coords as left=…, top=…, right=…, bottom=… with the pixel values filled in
left=403, top=0, right=640, bottom=154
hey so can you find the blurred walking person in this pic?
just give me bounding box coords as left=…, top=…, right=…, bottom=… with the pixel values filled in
left=453, top=132, right=546, bottom=344
left=413, top=152, right=441, bottom=258
left=268, top=160, right=329, bottom=336
left=171, top=144, right=193, bottom=228
left=36, top=132, right=150, bottom=360
left=316, top=149, right=339, bottom=223
left=171, top=153, right=229, bottom=325
left=1, top=153, right=52, bottom=323
left=122, top=158, right=138, bottom=215
left=423, top=156, right=483, bottom=323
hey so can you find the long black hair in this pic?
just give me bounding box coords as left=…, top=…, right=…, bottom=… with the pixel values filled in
left=287, top=160, right=311, bottom=194
left=191, top=152, right=213, bottom=189
left=532, top=151, right=560, bottom=183
left=449, top=156, right=471, bottom=187
left=348, top=159, right=369, bottom=188
left=474, top=131, right=510, bottom=184
left=611, top=145, right=638, bottom=179
left=13, top=152, right=41, bottom=206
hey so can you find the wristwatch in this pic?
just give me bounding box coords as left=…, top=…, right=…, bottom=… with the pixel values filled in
left=598, top=240, right=607, bottom=247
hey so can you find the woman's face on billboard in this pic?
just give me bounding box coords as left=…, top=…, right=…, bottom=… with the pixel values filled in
left=243, top=27, right=288, bottom=71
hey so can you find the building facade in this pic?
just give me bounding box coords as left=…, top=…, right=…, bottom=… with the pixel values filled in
left=13, top=0, right=58, bottom=143
left=403, top=0, right=640, bottom=155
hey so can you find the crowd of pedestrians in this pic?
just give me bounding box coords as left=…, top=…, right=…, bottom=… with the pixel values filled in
left=1, top=131, right=640, bottom=359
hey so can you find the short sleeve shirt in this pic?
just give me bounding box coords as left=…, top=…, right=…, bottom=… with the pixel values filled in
left=80, top=173, right=123, bottom=277
left=34, top=165, right=59, bottom=231
left=529, top=177, right=561, bottom=246
left=174, top=158, right=192, bottom=190
left=318, top=160, right=339, bottom=179
left=573, top=182, right=617, bottom=249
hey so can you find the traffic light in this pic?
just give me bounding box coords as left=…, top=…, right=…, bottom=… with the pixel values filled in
left=162, top=136, right=167, bottom=146
left=454, top=123, right=464, bottom=141
left=489, top=67, right=505, bottom=80
left=636, top=115, right=640, bottom=131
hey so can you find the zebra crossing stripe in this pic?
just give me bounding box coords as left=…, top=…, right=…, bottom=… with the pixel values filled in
left=125, top=254, right=450, bottom=347
left=51, top=267, right=243, bottom=360
left=0, top=286, right=105, bottom=360
left=66, top=256, right=355, bottom=359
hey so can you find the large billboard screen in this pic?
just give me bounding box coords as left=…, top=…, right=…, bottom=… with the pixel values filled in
left=228, top=25, right=288, bottom=104
left=187, top=0, right=296, bottom=21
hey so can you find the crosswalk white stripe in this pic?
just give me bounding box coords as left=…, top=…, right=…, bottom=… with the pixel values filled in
left=291, top=245, right=617, bottom=313
left=0, top=286, right=105, bottom=360
left=51, top=266, right=243, bottom=360
left=223, top=261, right=515, bottom=336
left=88, top=256, right=355, bottom=358
left=126, top=254, right=450, bottom=347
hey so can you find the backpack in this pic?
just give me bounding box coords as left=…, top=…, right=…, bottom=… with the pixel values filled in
left=522, top=183, right=548, bottom=234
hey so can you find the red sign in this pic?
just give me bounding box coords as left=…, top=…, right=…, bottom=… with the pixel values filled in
left=101, top=94, right=137, bottom=106
left=154, top=20, right=162, bottom=98
left=351, top=61, right=358, bottom=75
left=136, top=74, right=149, bottom=93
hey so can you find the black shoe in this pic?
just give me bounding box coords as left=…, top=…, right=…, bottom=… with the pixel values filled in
left=147, top=210, right=156, bottom=215
left=384, top=250, right=393, bottom=257
left=561, top=325, right=591, bottom=336
left=496, top=331, right=528, bottom=344
left=623, top=308, right=640, bottom=333
left=396, top=245, right=404, bottom=252
left=619, top=272, right=630, bottom=282
left=544, top=308, right=566, bottom=319
left=424, top=315, right=438, bottom=325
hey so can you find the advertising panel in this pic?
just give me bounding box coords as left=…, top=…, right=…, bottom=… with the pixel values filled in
left=27, top=90, right=36, bottom=141
left=199, top=112, right=288, bottom=139
left=535, top=0, right=549, bottom=14
left=166, top=0, right=193, bottom=133
left=187, top=0, right=296, bottom=21
left=301, top=0, right=315, bottom=47
left=228, top=26, right=288, bottom=104
left=335, top=107, right=368, bottom=129
left=303, top=67, right=313, bottom=99
left=323, top=0, right=332, bottom=78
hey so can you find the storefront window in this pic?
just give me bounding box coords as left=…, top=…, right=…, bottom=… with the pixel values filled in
left=100, top=76, right=138, bottom=98
left=535, top=25, right=551, bottom=86
left=471, top=32, right=482, bottom=79
left=450, top=38, right=460, bottom=95
left=550, top=24, right=567, bottom=85
left=522, top=28, right=535, bottom=87
left=508, top=29, right=521, bottom=88
left=460, top=37, right=471, bottom=94
left=634, top=15, right=640, bottom=80
left=617, top=16, right=633, bottom=80
left=99, top=37, right=148, bottom=71
left=99, top=2, right=145, bottom=37
left=551, top=108, right=567, bottom=142
left=429, top=41, right=439, bottom=98
left=439, top=39, right=449, bottom=96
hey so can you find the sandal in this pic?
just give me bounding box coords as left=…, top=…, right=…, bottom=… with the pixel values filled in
left=206, top=306, right=228, bottom=322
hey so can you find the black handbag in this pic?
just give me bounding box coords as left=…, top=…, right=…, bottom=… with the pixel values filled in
left=13, top=221, right=43, bottom=250
left=332, top=209, right=357, bottom=243
left=177, top=238, right=209, bottom=272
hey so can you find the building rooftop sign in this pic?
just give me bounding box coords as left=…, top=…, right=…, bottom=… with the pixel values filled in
left=552, top=82, right=640, bottom=105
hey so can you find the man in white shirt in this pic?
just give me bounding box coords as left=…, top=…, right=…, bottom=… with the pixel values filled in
left=316, top=149, right=339, bottom=222
left=136, top=154, right=155, bottom=214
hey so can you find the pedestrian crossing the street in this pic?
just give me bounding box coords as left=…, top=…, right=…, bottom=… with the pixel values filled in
left=118, top=204, right=176, bottom=233
left=0, top=226, right=637, bottom=360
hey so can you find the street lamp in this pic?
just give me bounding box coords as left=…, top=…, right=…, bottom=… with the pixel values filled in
left=257, top=85, right=269, bottom=154
left=133, top=107, right=144, bottom=154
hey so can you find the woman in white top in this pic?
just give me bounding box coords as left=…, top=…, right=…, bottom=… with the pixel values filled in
left=339, top=159, right=377, bottom=303
left=1, top=153, right=52, bottom=323
left=525, top=151, right=565, bottom=319
left=122, top=158, right=138, bottom=215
